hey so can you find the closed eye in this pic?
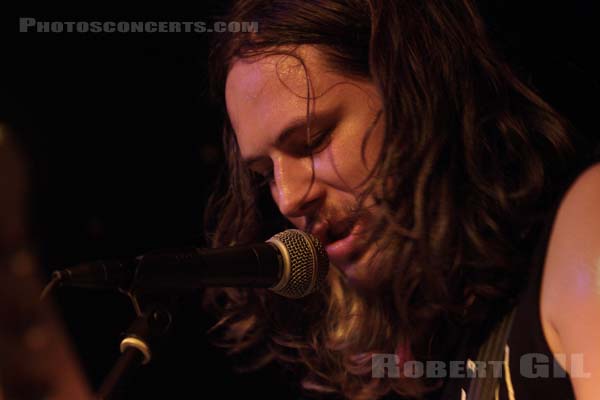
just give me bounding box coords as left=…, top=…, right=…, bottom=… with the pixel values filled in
left=304, top=127, right=333, bottom=154
left=250, top=167, right=274, bottom=188
left=247, top=125, right=335, bottom=187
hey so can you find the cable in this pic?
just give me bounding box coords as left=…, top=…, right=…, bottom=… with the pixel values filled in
left=40, top=274, right=61, bottom=301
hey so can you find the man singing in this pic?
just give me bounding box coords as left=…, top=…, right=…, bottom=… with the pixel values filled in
left=203, top=1, right=600, bottom=398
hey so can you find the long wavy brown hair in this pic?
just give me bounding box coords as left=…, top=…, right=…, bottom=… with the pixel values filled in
left=203, top=1, right=584, bottom=398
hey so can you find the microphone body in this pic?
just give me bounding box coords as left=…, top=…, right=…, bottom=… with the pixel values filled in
left=133, top=243, right=282, bottom=289
left=54, top=229, right=329, bottom=299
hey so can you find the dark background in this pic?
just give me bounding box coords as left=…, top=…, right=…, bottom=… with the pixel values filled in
left=0, top=2, right=598, bottom=399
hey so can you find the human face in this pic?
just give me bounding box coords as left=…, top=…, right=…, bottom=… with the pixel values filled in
left=225, top=46, right=385, bottom=285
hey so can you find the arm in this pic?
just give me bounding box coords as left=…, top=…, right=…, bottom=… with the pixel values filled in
left=540, top=163, right=600, bottom=399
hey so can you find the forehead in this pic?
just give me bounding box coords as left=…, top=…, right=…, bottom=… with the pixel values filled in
left=226, top=53, right=312, bottom=105
left=224, top=48, right=332, bottom=158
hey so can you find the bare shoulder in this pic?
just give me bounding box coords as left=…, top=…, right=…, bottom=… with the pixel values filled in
left=540, top=162, right=600, bottom=399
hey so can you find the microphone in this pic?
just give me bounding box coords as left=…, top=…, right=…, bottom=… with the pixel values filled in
left=52, top=229, right=329, bottom=299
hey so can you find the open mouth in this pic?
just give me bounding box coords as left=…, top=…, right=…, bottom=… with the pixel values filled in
left=326, top=218, right=356, bottom=243
left=323, top=215, right=368, bottom=270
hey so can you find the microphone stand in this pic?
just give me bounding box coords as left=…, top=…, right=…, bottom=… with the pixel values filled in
left=97, top=298, right=172, bottom=400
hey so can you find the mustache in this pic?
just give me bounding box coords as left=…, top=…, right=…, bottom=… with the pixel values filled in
left=305, top=202, right=368, bottom=235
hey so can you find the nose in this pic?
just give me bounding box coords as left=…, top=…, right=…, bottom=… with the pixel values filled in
left=271, top=153, right=325, bottom=220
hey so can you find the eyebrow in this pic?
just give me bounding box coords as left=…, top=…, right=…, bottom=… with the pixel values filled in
left=242, top=108, right=338, bottom=169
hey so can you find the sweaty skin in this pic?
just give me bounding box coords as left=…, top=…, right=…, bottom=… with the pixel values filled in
left=225, top=45, right=385, bottom=286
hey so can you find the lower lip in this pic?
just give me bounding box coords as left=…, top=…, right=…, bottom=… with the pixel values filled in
left=325, top=223, right=365, bottom=269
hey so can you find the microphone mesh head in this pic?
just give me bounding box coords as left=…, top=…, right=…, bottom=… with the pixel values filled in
left=268, top=229, right=329, bottom=299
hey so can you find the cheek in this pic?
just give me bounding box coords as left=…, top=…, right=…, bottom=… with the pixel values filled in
left=318, top=124, right=384, bottom=192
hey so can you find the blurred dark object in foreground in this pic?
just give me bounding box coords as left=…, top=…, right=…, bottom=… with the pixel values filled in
left=0, top=124, right=92, bottom=399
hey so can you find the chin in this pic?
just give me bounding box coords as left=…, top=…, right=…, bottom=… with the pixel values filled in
left=335, top=256, right=381, bottom=291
